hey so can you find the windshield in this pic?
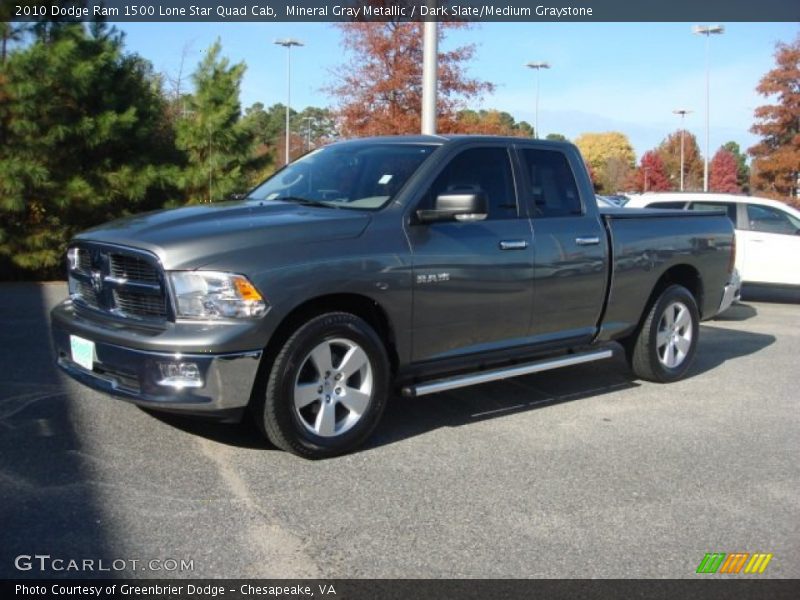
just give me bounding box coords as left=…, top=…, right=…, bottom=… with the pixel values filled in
left=248, top=143, right=437, bottom=210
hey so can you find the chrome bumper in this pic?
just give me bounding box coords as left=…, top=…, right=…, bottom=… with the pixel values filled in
left=52, top=326, right=262, bottom=415
left=717, top=281, right=741, bottom=315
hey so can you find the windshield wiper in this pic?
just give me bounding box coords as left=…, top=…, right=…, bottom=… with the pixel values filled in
left=272, top=196, right=338, bottom=209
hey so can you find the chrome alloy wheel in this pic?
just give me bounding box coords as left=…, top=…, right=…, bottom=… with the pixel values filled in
left=293, top=338, right=374, bottom=438
left=656, top=301, right=693, bottom=368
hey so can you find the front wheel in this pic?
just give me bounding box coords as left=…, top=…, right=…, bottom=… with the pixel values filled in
left=258, top=312, right=390, bottom=458
left=627, top=284, right=700, bottom=383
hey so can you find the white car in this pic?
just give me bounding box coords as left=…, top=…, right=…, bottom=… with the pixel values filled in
left=625, top=192, right=800, bottom=287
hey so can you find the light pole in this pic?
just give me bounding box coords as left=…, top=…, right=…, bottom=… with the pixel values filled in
left=672, top=109, right=692, bottom=191
left=303, top=116, right=314, bottom=151
left=692, top=24, right=724, bottom=192
left=274, top=38, right=303, bottom=165
left=525, top=61, right=550, bottom=139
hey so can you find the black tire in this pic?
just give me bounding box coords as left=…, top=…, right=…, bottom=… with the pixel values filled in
left=627, top=284, right=700, bottom=383
left=256, top=312, right=390, bottom=458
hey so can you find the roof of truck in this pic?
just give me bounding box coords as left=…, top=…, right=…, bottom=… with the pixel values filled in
left=332, top=134, right=573, bottom=148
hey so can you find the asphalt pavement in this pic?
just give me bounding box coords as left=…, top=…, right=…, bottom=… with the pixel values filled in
left=1, top=282, right=798, bottom=578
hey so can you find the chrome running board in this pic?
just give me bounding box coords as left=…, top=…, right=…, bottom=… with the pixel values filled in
left=401, top=348, right=614, bottom=398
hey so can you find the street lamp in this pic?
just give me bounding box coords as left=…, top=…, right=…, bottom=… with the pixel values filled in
left=672, top=109, right=692, bottom=191
left=303, top=116, right=315, bottom=151
left=525, top=61, right=550, bottom=139
left=692, top=24, right=724, bottom=192
left=274, top=38, right=303, bottom=165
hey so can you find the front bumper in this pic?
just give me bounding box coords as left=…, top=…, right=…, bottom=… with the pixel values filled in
left=52, top=308, right=262, bottom=416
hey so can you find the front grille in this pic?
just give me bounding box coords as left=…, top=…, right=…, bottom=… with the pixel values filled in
left=76, top=248, right=93, bottom=273
left=68, top=243, right=169, bottom=322
left=109, top=253, right=159, bottom=284
left=113, top=289, right=167, bottom=318
left=75, top=279, right=99, bottom=308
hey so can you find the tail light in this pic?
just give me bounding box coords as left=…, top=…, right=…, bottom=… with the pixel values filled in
left=727, top=233, right=737, bottom=275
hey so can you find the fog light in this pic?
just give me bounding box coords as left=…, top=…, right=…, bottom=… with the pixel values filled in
left=157, top=362, right=203, bottom=388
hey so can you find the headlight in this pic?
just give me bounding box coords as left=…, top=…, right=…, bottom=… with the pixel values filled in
left=168, top=271, right=268, bottom=319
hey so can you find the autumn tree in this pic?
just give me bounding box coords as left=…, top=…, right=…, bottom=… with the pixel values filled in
left=749, top=35, right=800, bottom=201
left=656, top=130, right=704, bottom=191
left=629, top=151, right=671, bottom=193
left=328, top=21, right=493, bottom=136
left=709, top=148, right=741, bottom=193
left=574, top=132, right=636, bottom=193
left=722, top=141, right=750, bottom=193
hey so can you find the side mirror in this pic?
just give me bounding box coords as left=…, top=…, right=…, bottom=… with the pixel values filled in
left=416, top=191, right=489, bottom=223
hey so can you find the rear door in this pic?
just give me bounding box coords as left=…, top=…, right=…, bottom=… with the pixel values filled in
left=406, top=145, right=534, bottom=362
left=517, top=146, right=608, bottom=345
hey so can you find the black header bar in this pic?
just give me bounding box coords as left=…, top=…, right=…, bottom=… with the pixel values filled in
left=4, top=0, right=800, bottom=23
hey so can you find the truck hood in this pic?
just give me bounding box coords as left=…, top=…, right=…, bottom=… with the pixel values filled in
left=76, top=200, right=371, bottom=270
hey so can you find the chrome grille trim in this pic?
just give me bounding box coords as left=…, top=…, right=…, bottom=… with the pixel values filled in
left=67, top=242, right=169, bottom=322
left=109, top=253, right=160, bottom=284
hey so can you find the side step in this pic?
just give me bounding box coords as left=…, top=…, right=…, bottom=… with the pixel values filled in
left=401, top=348, right=614, bottom=398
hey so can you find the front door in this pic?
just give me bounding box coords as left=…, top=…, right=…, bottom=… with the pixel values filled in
left=406, top=146, right=534, bottom=362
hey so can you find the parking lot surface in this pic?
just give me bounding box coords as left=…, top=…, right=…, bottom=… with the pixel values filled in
left=1, top=283, right=798, bottom=578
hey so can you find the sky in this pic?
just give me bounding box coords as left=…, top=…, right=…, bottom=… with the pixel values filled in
left=117, top=21, right=798, bottom=160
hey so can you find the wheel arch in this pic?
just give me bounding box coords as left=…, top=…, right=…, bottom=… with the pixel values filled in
left=248, top=293, right=399, bottom=408
left=620, top=263, right=703, bottom=353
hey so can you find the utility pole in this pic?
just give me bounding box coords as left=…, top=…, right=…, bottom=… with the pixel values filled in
left=421, top=14, right=438, bottom=135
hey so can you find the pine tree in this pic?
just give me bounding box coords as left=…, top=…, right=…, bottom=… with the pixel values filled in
left=176, top=40, right=257, bottom=203
left=0, top=23, right=179, bottom=278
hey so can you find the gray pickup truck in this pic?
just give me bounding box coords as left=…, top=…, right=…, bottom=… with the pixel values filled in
left=51, top=136, right=736, bottom=457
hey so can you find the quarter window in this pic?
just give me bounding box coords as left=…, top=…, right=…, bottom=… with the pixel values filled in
left=519, top=149, right=582, bottom=217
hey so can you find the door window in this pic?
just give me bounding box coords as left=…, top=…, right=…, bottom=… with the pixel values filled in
left=519, top=149, right=582, bottom=217
left=422, top=147, right=518, bottom=219
left=747, top=204, right=800, bottom=235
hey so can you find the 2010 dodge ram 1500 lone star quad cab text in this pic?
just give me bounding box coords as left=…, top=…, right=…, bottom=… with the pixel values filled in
left=51, top=136, right=737, bottom=457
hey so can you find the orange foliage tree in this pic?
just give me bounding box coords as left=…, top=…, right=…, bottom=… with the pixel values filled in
left=749, top=35, right=800, bottom=203
left=327, top=21, right=494, bottom=136
left=656, top=130, right=704, bottom=191
left=628, top=151, right=671, bottom=192
left=709, top=148, right=741, bottom=193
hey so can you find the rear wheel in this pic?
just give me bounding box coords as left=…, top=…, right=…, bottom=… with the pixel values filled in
left=627, top=284, right=699, bottom=382
left=257, top=312, right=390, bottom=458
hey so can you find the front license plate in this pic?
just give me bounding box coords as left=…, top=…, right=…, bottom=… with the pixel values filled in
left=70, top=335, right=95, bottom=371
